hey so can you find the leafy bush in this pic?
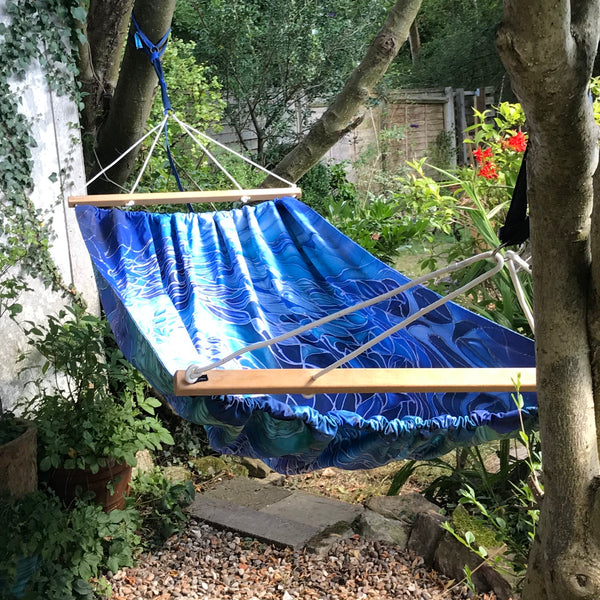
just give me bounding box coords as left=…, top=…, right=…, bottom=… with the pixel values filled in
left=132, top=36, right=228, bottom=195
left=395, top=102, right=533, bottom=335
left=131, top=469, right=195, bottom=545
left=389, top=383, right=541, bottom=586
left=20, top=306, right=173, bottom=473
left=0, top=490, right=141, bottom=600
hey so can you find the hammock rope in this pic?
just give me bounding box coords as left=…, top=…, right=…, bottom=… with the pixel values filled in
left=130, top=14, right=186, bottom=194
left=184, top=250, right=507, bottom=383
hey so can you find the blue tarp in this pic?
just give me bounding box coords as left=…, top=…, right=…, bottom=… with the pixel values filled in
left=76, top=196, right=536, bottom=474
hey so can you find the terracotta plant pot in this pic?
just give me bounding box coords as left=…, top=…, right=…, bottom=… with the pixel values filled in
left=45, top=460, right=132, bottom=511
left=0, top=421, right=37, bottom=498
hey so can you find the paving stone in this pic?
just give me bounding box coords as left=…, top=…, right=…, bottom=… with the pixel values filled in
left=187, top=495, right=320, bottom=549
left=202, top=476, right=293, bottom=510
left=260, top=490, right=363, bottom=530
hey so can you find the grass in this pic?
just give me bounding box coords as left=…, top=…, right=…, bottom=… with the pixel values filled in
left=394, top=236, right=455, bottom=279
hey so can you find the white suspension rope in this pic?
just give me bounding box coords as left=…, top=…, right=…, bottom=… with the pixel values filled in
left=311, top=252, right=505, bottom=380
left=184, top=250, right=501, bottom=383
left=76, top=115, right=168, bottom=195
left=171, top=113, right=296, bottom=188
left=175, top=117, right=243, bottom=191
left=129, top=118, right=169, bottom=194
left=505, top=250, right=534, bottom=333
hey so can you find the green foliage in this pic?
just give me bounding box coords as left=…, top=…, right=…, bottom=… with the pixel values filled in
left=131, top=468, right=195, bottom=545
left=173, top=0, right=388, bottom=160
left=0, top=490, right=141, bottom=600
left=0, top=467, right=200, bottom=598
left=387, top=0, right=506, bottom=91
left=20, top=306, right=173, bottom=473
left=0, top=0, right=82, bottom=294
left=0, top=412, right=26, bottom=445
left=150, top=37, right=225, bottom=127
left=134, top=37, right=230, bottom=194
left=155, top=407, right=211, bottom=462
left=390, top=383, right=541, bottom=586
left=315, top=163, right=410, bottom=264
left=399, top=103, right=533, bottom=334
left=297, top=156, right=457, bottom=266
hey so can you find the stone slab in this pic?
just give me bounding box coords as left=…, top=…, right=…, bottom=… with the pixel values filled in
left=187, top=496, right=319, bottom=549
left=202, top=477, right=293, bottom=510
left=260, top=490, right=363, bottom=530
left=354, top=510, right=409, bottom=548
left=365, top=492, right=440, bottom=524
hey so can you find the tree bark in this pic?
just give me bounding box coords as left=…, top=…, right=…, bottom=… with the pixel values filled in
left=263, top=0, right=423, bottom=186
left=79, top=0, right=135, bottom=170
left=497, top=2, right=600, bottom=599
left=87, top=0, right=177, bottom=194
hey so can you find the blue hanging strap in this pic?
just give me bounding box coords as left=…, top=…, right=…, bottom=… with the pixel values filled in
left=131, top=13, right=172, bottom=113
left=130, top=13, right=188, bottom=200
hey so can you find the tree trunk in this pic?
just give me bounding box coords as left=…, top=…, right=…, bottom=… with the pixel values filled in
left=263, top=0, right=423, bottom=186
left=78, top=0, right=135, bottom=172
left=87, top=0, right=177, bottom=194
left=497, top=2, right=600, bottom=599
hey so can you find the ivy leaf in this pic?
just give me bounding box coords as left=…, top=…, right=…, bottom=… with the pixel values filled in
left=70, top=6, right=87, bottom=23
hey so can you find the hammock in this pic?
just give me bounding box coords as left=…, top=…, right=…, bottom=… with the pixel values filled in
left=75, top=194, right=536, bottom=474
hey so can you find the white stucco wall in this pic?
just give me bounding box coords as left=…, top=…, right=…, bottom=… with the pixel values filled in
left=0, top=4, right=98, bottom=410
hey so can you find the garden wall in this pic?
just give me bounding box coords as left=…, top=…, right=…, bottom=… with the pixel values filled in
left=0, top=1, right=97, bottom=410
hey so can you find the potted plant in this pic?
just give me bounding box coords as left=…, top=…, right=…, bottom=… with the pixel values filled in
left=20, top=305, right=174, bottom=511
left=0, top=261, right=37, bottom=499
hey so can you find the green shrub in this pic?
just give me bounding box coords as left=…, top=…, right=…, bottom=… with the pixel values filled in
left=20, top=307, right=173, bottom=473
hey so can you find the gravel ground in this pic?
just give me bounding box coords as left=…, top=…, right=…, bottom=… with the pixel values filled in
left=106, top=517, right=495, bottom=600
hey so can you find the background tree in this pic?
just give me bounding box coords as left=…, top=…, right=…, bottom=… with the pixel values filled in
left=172, top=0, right=389, bottom=164
left=496, top=2, right=600, bottom=599
left=268, top=0, right=422, bottom=184
left=81, top=0, right=421, bottom=191
left=387, top=0, right=507, bottom=93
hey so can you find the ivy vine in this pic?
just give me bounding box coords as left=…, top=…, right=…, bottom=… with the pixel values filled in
left=0, top=0, right=83, bottom=294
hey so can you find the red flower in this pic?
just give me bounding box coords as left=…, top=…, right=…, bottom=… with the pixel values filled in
left=478, top=161, right=499, bottom=180
left=473, top=146, right=493, bottom=164
left=506, top=131, right=527, bottom=152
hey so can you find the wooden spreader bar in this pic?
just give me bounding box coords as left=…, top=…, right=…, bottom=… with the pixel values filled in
left=173, top=367, right=537, bottom=396
left=68, top=187, right=302, bottom=208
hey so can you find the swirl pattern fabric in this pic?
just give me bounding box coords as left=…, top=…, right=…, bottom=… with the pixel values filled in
left=76, top=197, right=536, bottom=474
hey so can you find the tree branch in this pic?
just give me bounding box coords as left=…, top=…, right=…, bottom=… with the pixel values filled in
left=79, top=0, right=135, bottom=168
left=263, top=0, right=423, bottom=185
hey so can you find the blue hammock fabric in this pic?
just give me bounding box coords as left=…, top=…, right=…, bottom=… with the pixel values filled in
left=76, top=196, right=536, bottom=474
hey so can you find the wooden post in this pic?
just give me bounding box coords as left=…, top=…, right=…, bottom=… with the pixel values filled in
left=444, top=87, right=457, bottom=168
left=455, top=88, right=468, bottom=165
left=475, top=87, right=487, bottom=115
